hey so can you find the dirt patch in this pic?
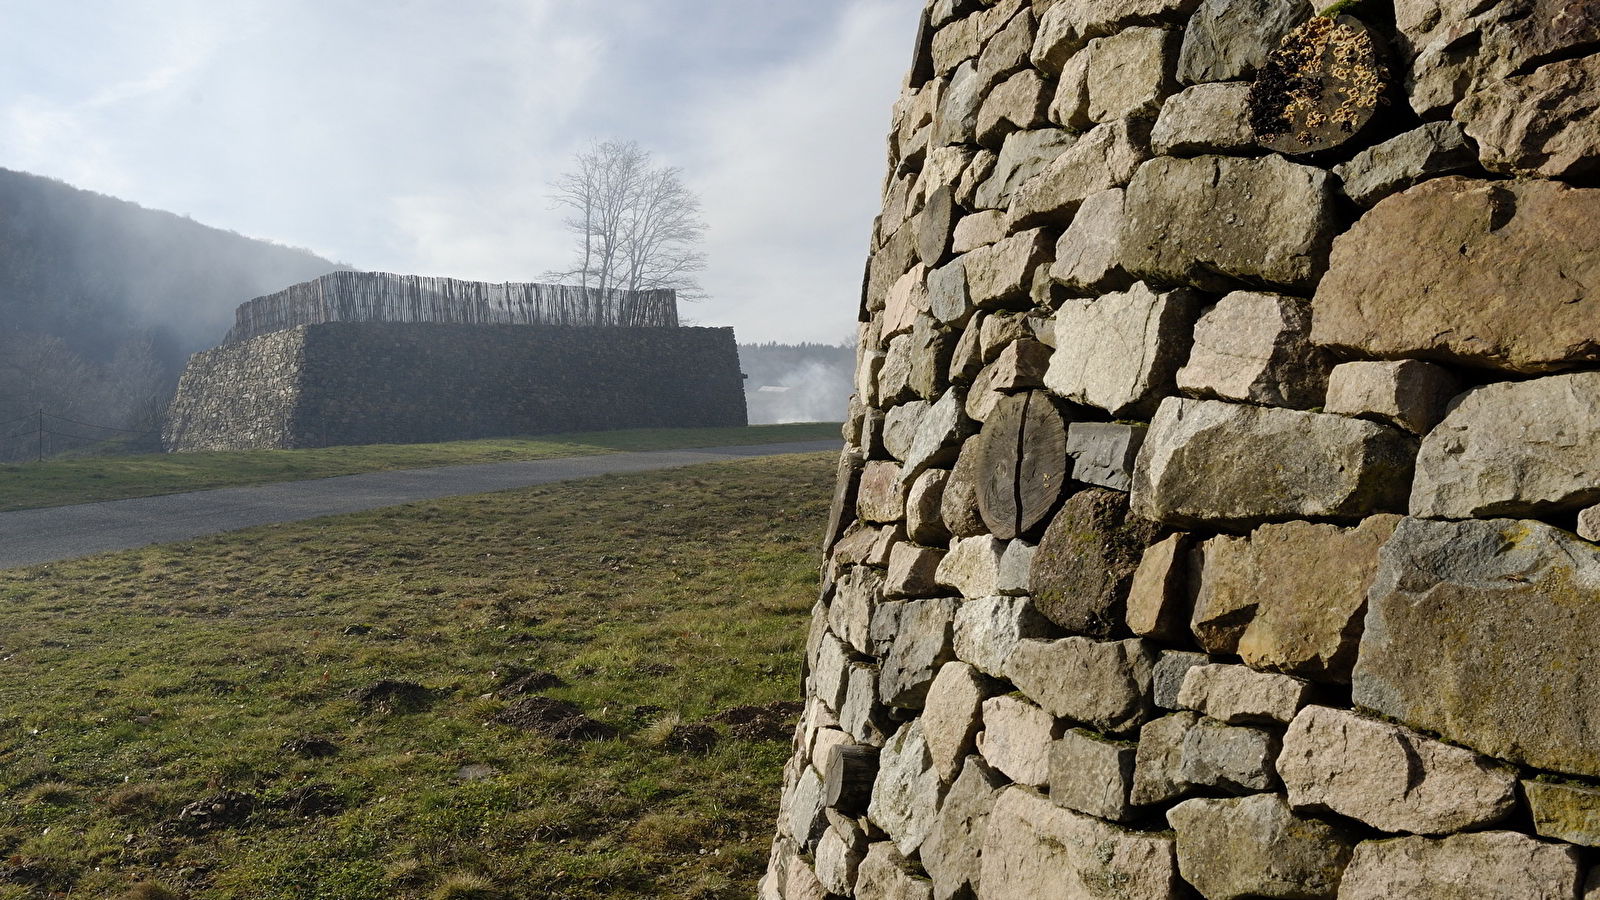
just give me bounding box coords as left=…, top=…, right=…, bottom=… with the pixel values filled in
left=170, top=791, right=255, bottom=833
left=495, top=669, right=566, bottom=698
left=491, top=696, right=616, bottom=740
left=663, top=723, right=719, bottom=754
left=346, top=680, right=429, bottom=713
left=281, top=736, right=339, bottom=758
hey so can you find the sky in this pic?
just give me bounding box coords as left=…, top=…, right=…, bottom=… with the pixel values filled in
left=0, top=0, right=922, bottom=345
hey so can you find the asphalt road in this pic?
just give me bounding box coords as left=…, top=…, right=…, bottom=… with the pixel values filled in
left=0, top=439, right=842, bottom=569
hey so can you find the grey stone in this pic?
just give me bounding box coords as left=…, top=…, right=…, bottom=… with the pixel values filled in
left=1048, top=187, right=1134, bottom=296
left=1065, top=422, right=1146, bottom=492
left=975, top=5, right=1037, bottom=94
left=953, top=594, right=1054, bottom=678
left=978, top=312, right=1029, bottom=362
left=974, top=129, right=1075, bottom=212
left=1029, top=488, right=1167, bottom=638
left=951, top=210, right=1006, bottom=254
left=1049, top=48, right=1093, bottom=130
left=977, top=694, right=1060, bottom=787
left=1004, top=637, right=1157, bottom=736
left=856, top=841, right=935, bottom=900
left=1457, top=51, right=1600, bottom=180
left=935, top=60, right=983, bottom=147
left=1179, top=717, right=1282, bottom=795
left=879, top=598, right=958, bottom=709
left=1049, top=728, right=1140, bottom=822
left=1324, top=360, right=1462, bottom=437
left=790, top=767, right=829, bottom=850
left=963, top=228, right=1053, bottom=309
left=932, top=17, right=979, bottom=78
left=883, top=401, right=927, bottom=463
left=901, top=388, right=970, bottom=482
left=954, top=148, right=997, bottom=210
left=1045, top=282, right=1202, bottom=419
left=1335, top=121, right=1478, bottom=207
left=922, top=756, right=1007, bottom=900
left=868, top=719, right=947, bottom=857
left=878, top=335, right=919, bottom=407
left=831, top=566, right=885, bottom=656
left=1122, top=154, right=1338, bottom=294
left=1582, top=505, right=1600, bottom=543
left=812, top=632, right=856, bottom=714
left=784, top=858, right=829, bottom=900
left=1030, top=0, right=1203, bottom=71
left=1412, top=372, right=1600, bottom=520
left=1178, top=663, right=1311, bottom=725
left=841, top=661, right=892, bottom=748
left=936, top=535, right=1005, bottom=599
left=871, top=599, right=908, bottom=661
left=1353, top=516, right=1600, bottom=778
left=1338, top=831, right=1583, bottom=900
left=1152, top=650, right=1211, bottom=710
left=1124, top=533, right=1191, bottom=642
left=1007, top=118, right=1153, bottom=231
left=1525, top=780, right=1600, bottom=848
left=885, top=544, right=947, bottom=600
left=1149, top=82, right=1256, bottom=156
left=940, top=438, right=986, bottom=538
left=1132, top=397, right=1416, bottom=532
left=1281, top=705, right=1517, bottom=836
left=984, top=338, right=1051, bottom=391
left=858, top=459, right=908, bottom=523
left=1131, top=711, right=1199, bottom=806
left=882, top=266, right=930, bottom=340
left=1086, top=27, right=1181, bottom=124
left=1167, top=793, right=1359, bottom=900
left=923, top=662, right=997, bottom=781
left=907, top=317, right=955, bottom=401
left=929, top=259, right=973, bottom=331
left=1177, top=0, right=1312, bottom=83
left=981, top=787, right=1185, bottom=899
left=1176, top=291, right=1331, bottom=410
left=997, top=539, right=1035, bottom=596
left=906, top=469, right=952, bottom=546
left=816, top=826, right=864, bottom=896
left=976, top=69, right=1051, bottom=148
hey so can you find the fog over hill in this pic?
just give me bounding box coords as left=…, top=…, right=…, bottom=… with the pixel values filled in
left=738, top=342, right=854, bottom=424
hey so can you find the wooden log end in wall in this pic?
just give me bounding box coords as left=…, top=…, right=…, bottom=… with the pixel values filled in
left=824, top=743, right=880, bottom=816
left=1249, top=15, right=1389, bottom=156
left=977, top=391, right=1068, bottom=540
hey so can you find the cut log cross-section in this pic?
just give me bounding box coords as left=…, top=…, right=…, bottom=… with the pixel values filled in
left=978, top=391, right=1070, bottom=539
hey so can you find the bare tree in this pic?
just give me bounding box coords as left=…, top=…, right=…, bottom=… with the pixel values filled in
left=547, top=140, right=708, bottom=303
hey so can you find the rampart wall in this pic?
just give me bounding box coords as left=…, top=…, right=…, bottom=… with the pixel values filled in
left=766, top=0, right=1600, bottom=898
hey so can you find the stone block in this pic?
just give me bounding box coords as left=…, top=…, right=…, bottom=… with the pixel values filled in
left=1049, top=49, right=1093, bottom=130
left=1583, top=505, right=1600, bottom=543
left=1177, top=0, right=1312, bottom=84
left=1526, top=780, right=1600, bottom=848
left=868, top=720, right=947, bottom=857
left=1124, top=533, right=1191, bottom=642
left=1353, top=516, right=1600, bottom=778
left=1065, top=422, right=1146, bottom=492
left=816, top=826, right=863, bottom=896
left=1132, top=398, right=1416, bottom=532
left=812, top=632, right=856, bottom=714
left=1004, top=636, right=1157, bottom=736
left=883, top=400, right=928, bottom=463
left=952, top=210, right=1006, bottom=253
left=932, top=17, right=979, bottom=77
left=902, top=388, right=971, bottom=482
left=1152, top=650, right=1210, bottom=711
left=1412, top=372, right=1600, bottom=520
left=978, top=312, right=1028, bottom=363
left=1122, top=154, right=1338, bottom=294
left=831, top=566, right=884, bottom=656
left=858, top=461, right=907, bottom=524
left=884, top=544, right=946, bottom=600
left=1045, top=282, right=1202, bottom=419
left=879, top=597, right=958, bottom=709
left=908, top=317, right=956, bottom=401
left=790, top=767, right=829, bottom=850
left=963, top=228, right=1053, bottom=309
left=954, top=147, right=997, bottom=210
left=1167, top=793, right=1358, bottom=900
left=1338, top=831, right=1583, bottom=900
left=974, top=128, right=1075, bottom=212
left=784, top=858, right=829, bottom=900
left=1007, top=118, right=1153, bottom=231
left=1324, top=360, right=1461, bottom=437
left=980, top=787, right=1184, bottom=900
left=1131, top=711, right=1199, bottom=806
left=1179, top=717, right=1281, bottom=795
left=1176, top=291, right=1330, bottom=410
left=1149, top=82, right=1255, bottom=156
left=928, top=258, right=973, bottom=329
left=975, top=5, right=1037, bottom=93
left=940, top=438, right=986, bottom=538
left=905, top=469, right=951, bottom=546
left=857, top=841, right=935, bottom=900
left=1457, top=53, right=1600, bottom=179
left=986, top=337, right=1051, bottom=392
left=841, top=662, right=892, bottom=748
left=1030, top=488, right=1167, bottom=638
left=1178, top=663, right=1311, bottom=725
left=1312, top=176, right=1600, bottom=374
left=1048, top=187, right=1134, bottom=296
left=977, top=695, right=1060, bottom=787
left=923, top=662, right=998, bottom=781
left=997, top=539, right=1034, bottom=596
left=878, top=336, right=919, bottom=407
left=976, top=69, right=1051, bottom=148
left=922, top=756, right=1007, bottom=900
left=1049, top=728, right=1139, bottom=822
left=1281, top=705, right=1516, bottom=836
left=882, top=265, right=930, bottom=340
left=936, top=534, right=1005, bottom=599
left=953, top=594, right=1054, bottom=678
left=1334, top=121, right=1477, bottom=207
left=1086, top=27, right=1181, bottom=124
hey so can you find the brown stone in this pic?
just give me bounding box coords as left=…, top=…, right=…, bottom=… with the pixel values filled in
left=963, top=228, right=1053, bottom=309
left=1168, top=793, right=1359, bottom=900
left=1124, top=533, right=1192, bottom=642
left=1030, top=488, right=1167, bottom=638
left=1338, top=831, right=1583, bottom=900
left=976, top=69, right=1052, bottom=148
left=858, top=461, right=906, bottom=524
left=980, top=787, right=1184, bottom=900
left=940, top=437, right=986, bottom=538
left=1525, top=780, right=1600, bottom=848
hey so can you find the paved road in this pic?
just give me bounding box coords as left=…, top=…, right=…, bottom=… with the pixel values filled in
left=0, top=440, right=842, bottom=569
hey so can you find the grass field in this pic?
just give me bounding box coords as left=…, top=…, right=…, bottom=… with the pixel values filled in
left=0, top=423, right=840, bottom=513
left=0, top=450, right=835, bottom=899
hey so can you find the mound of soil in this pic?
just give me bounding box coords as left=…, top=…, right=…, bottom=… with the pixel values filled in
left=664, top=723, right=720, bottom=754
left=346, top=680, right=429, bottom=713
left=281, top=736, right=339, bottom=758
left=492, top=696, right=616, bottom=740
left=496, top=669, right=566, bottom=698
left=709, top=700, right=803, bottom=742
left=172, top=791, right=255, bottom=833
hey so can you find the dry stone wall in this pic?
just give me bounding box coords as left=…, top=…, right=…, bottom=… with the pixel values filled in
left=766, top=1, right=1600, bottom=898
left=163, top=323, right=746, bottom=451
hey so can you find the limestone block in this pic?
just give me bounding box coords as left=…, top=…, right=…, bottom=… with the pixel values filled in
left=816, top=826, right=863, bottom=896
left=922, top=756, right=1007, bottom=900
left=885, top=544, right=946, bottom=600
left=812, top=632, right=856, bottom=713
left=1048, top=188, right=1134, bottom=296
left=953, top=594, right=1054, bottom=678
left=1413, top=372, right=1600, bottom=520
left=1583, top=505, right=1600, bottom=543
left=1526, top=780, right=1600, bottom=847
left=868, top=225, right=919, bottom=313
left=868, top=523, right=907, bottom=569
left=790, top=767, right=829, bottom=850
left=1089, top=27, right=1181, bottom=124
left=975, top=6, right=1037, bottom=93
left=997, top=539, right=1034, bottom=596
left=927, top=258, right=972, bottom=328
left=1192, top=516, right=1401, bottom=682
left=976, top=69, right=1051, bottom=148
left=1280, top=705, right=1516, bottom=836
left=906, top=469, right=951, bottom=546
left=980, top=787, right=1184, bottom=900
left=1007, top=118, right=1153, bottom=231
left=1179, top=717, right=1281, bottom=795
left=1177, top=0, right=1312, bottom=83
left=858, top=351, right=886, bottom=409
left=857, top=841, right=935, bottom=900
left=1049, top=49, right=1093, bottom=130
left=879, top=597, right=958, bottom=709
left=878, top=335, right=918, bottom=407
left=964, top=374, right=1007, bottom=425
left=1045, top=282, right=1202, bottom=419
left=955, top=148, right=997, bottom=210
left=919, top=146, right=976, bottom=206
left=1125, top=533, right=1191, bottom=642
left=1334, top=121, right=1477, bottom=208
left=908, top=317, right=955, bottom=401
left=932, top=16, right=979, bottom=76
left=1338, top=831, right=1583, bottom=900
left=1176, top=291, right=1330, bottom=410
left=1065, top=422, right=1146, bottom=493
left=923, top=662, right=998, bottom=781
left=831, top=566, right=885, bottom=656
left=871, top=599, right=908, bottom=661
left=1312, top=177, right=1600, bottom=374
left=1132, top=398, right=1416, bottom=532
left=1353, top=516, right=1600, bottom=778
left=973, top=128, right=1076, bottom=211
left=785, top=858, right=829, bottom=900
left=883, top=400, right=928, bottom=463
left=1031, top=0, right=1202, bottom=67
left=1030, top=488, right=1166, bottom=638
left=952, top=210, right=1007, bottom=253
left=1153, top=650, right=1211, bottom=711
left=977, top=695, right=1060, bottom=787
left=841, top=662, right=892, bottom=748
left=1167, top=794, right=1358, bottom=900
left=986, top=337, right=1050, bottom=391
left=940, top=439, right=986, bottom=538
left=812, top=729, right=854, bottom=779
left=1178, top=663, right=1311, bottom=725
left=901, top=388, right=970, bottom=482
left=934, top=59, right=982, bottom=147
left=964, top=228, right=1053, bottom=309
left=1131, top=711, right=1199, bottom=806
left=1049, top=728, right=1140, bottom=822
left=882, top=265, right=930, bottom=340
left=1004, top=636, right=1157, bottom=736
left=868, top=720, right=947, bottom=857
left=859, top=460, right=907, bottom=524
left=979, top=312, right=1028, bottom=363
left=1122, top=154, right=1338, bottom=294
left=1324, top=360, right=1461, bottom=437
left=1149, top=82, right=1255, bottom=156
left=936, top=534, right=1005, bottom=599
left=1029, top=2, right=1083, bottom=76
left=1457, top=52, right=1600, bottom=179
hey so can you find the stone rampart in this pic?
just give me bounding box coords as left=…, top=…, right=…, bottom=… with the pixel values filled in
left=766, top=1, right=1600, bottom=898
left=164, top=322, right=747, bottom=451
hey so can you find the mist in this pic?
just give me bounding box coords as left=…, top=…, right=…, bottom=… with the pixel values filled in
left=739, top=343, right=855, bottom=424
